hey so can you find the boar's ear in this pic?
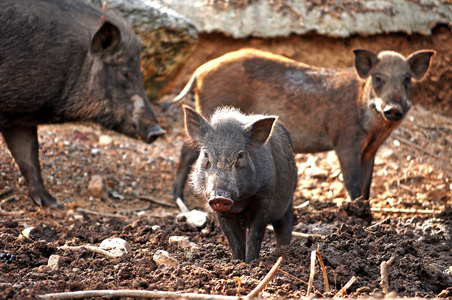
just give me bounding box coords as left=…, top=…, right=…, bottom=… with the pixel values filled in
left=246, top=117, right=277, bottom=148
left=90, top=21, right=121, bottom=55
left=183, top=106, right=210, bottom=143
left=407, top=50, right=435, bottom=80
left=353, top=49, right=378, bottom=79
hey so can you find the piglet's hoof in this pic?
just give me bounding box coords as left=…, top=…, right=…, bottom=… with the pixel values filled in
left=338, top=199, right=373, bottom=225
left=208, top=197, right=234, bottom=212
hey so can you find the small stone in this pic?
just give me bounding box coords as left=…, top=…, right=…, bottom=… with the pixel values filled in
left=99, top=135, right=113, bottom=146
left=48, top=255, right=63, bottom=270
left=168, top=236, right=196, bottom=249
left=88, top=175, right=107, bottom=199
left=176, top=210, right=209, bottom=229
left=153, top=250, right=178, bottom=267
left=99, top=237, right=131, bottom=258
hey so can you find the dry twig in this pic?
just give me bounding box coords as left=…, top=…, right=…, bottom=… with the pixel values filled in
left=277, top=268, right=309, bottom=285
left=40, top=257, right=284, bottom=299
left=307, top=250, right=317, bottom=296
left=139, top=195, right=176, bottom=208
left=380, top=256, right=395, bottom=294
left=58, top=245, right=118, bottom=259
left=247, top=256, right=283, bottom=298
left=307, top=250, right=329, bottom=296
left=0, top=195, right=23, bottom=215
left=334, top=276, right=357, bottom=298
left=370, top=207, right=442, bottom=214
left=39, top=290, right=245, bottom=300
left=76, top=208, right=126, bottom=219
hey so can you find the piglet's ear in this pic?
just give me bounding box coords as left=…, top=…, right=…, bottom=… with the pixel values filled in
left=353, top=49, right=378, bottom=79
left=183, top=106, right=210, bottom=144
left=407, top=50, right=435, bottom=80
left=246, top=117, right=277, bottom=148
left=90, top=20, right=121, bottom=55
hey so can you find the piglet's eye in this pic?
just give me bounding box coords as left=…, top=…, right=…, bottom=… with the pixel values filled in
left=120, top=69, right=129, bottom=79
left=237, top=151, right=244, bottom=160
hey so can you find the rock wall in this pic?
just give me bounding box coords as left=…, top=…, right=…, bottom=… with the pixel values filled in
left=84, top=0, right=199, bottom=101
left=159, top=0, right=452, bottom=38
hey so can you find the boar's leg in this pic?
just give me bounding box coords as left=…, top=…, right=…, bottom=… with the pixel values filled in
left=171, top=142, right=199, bottom=201
left=246, top=211, right=271, bottom=263
left=361, top=154, right=376, bottom=200
left=271, top=201, right=294, bottom=247
left=217, top=213, right=246, bottom=261
left=2, top=125, right=61, bottom=207
left=335, top=148, right=363, bottom=201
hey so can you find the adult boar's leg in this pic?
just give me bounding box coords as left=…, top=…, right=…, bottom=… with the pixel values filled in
left=2, top=125, right=62, bottom=207
left=171, top=142, right=199, bottom=201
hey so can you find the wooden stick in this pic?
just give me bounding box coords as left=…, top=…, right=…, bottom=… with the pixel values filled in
left=139, top=195, right=177, bottom=208
left=380, top=256, right=395, bottom=294
left=39, top=290, right=244, bottom=300
left=0, top=195, right=23, bottom=215
left=266, top=225, right=316, bottom=238
left=246, top=256, right=283, bottom=298
left=76, top=208, right=127, bottom=219
left=307, top=250, right=317, bottom=296
left=370, top=207, right=442, bottom=214
left=58, top=245, right=118, bottom=259
left=277, top=268, right=309, bottom=285
left=39, top=258, right=284, bottom=299
left=176, top=197, right=190, bottom=213
left=392, top=134, right=443, bottom=160
left=334, top=275, right=357, bottom=298
left=315, top=251, right=330, bottom=293
left=366, top=217, right=391, bottom=230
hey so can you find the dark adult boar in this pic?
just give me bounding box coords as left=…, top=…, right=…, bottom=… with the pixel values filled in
left=167, top=48, right=434, bottom=211
left=0, top=0, right=165, bottom=207
left=184, top=106, right=297, bottom=263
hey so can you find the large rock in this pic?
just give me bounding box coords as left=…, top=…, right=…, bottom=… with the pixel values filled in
left=83, top=0, right=198, bottom=101
left=159, top=0, right=452, bottom=38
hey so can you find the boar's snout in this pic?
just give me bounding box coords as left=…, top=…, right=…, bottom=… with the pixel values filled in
left=145, top=123, right=166, bottom=144
left=208, top=190, right=234, bottom=212
left=383, top=106, right=404, bottom=121
left=131, top=95, right=165, bottom=143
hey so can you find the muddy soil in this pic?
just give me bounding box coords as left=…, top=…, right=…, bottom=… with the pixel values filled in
left=1, top=29, right=452, bottom=299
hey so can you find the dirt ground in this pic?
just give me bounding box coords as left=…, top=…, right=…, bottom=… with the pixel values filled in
left=1, top=29, right=452, bottom=299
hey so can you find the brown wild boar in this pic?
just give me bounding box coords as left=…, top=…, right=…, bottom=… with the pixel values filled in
left=164, top=48, right=434, bottom=216
left=0, top=0, right=165, bottom=207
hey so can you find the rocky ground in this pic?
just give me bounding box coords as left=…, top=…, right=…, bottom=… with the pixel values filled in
left=1, top=26, right=452, bottom=299
left=0, top=98, right=451, bottom=299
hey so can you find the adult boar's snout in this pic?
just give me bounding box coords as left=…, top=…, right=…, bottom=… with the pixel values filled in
left=145, top=123, right=166, bottom=143
left=132, top=94, right=165, bottom=143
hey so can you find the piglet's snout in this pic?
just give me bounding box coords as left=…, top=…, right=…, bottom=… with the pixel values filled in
left=208, top=190, right=234, bottom=212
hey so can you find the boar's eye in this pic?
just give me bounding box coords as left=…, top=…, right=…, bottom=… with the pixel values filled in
left=403, top=76, right=412, bottom=89
left=373, top=74, right=385, bottom=90
left=201, top=150, right=211, bottom=169
left=119, top=69, right=129, bottom=80
left=235, top=150, right=245, bottom=167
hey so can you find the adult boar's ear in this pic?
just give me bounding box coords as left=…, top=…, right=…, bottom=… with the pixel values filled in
left=246, top=117, right=277, bottom=148
left=407, top=50, right=435, bottom=80
left=90, top=20, right=121, bottom=55
left=183, top=106, right=211, bottom=144
left=353, top=49, right=378, bottom=79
